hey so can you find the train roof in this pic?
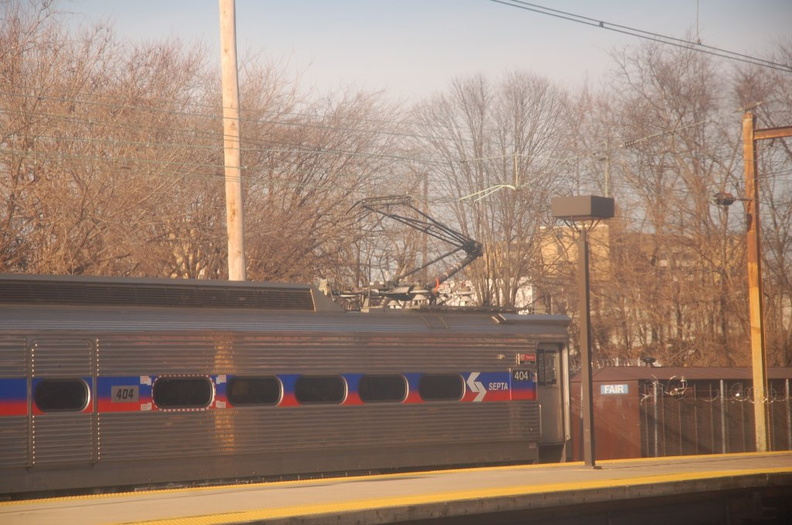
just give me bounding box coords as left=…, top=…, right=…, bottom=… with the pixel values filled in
left=0, top=274, right=570, bottom=337
left=0, top=303, right=570, bottom=336
left=0, top=273, right=341, bottom=312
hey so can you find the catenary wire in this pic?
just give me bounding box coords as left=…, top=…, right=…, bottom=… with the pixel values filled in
left=489, top=0, right=792, bottom=73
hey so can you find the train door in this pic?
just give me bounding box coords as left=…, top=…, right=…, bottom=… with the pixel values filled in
left=537, top=345, right=569, bottom=460
left=29, top=339, right=97, bottom=467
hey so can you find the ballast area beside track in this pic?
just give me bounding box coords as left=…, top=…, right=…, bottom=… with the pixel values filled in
left=2, top=452, right=792, bottom=525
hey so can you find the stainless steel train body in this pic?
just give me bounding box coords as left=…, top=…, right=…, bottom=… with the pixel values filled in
left=0, top=274, right=570, bottom=496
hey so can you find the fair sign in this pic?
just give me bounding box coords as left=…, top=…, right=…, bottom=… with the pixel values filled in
left=600, top=384, right=629, bottom=395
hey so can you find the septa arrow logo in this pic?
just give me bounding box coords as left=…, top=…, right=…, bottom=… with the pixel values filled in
left=466, top=372, right=486, bottom=402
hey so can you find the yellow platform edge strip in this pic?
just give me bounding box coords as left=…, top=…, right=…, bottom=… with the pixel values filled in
left=115, top=465, right=792, bottom=525
left=4, top=450, right=790, bottom=508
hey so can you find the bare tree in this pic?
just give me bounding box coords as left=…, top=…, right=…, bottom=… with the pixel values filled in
left=412, top=72, right=572, bottom=309
left=238, top=81, right=406, bottom=285
left=0, top=1, right=407, bottom=285
left=594, top=41, right=749, bottom=366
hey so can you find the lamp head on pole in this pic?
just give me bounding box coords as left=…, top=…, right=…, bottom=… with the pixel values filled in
left=712, top=191, right=751, bottom=207
left=551, top=195, right=615, bottom=230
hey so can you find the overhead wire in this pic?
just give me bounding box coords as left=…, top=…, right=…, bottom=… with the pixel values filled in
left=5, top=84, right=673, bottom=166
left=489, top=0, right=792, bottom=74
left=2, top=4, right=788, bottom=188
left=2, top=77, right=789, bottom=198
left=5, top=116, right=787, bottom=204
left=0, top=89, right=497, bottom=148
left=2, top=93, right=783, bottom=162
left=0, top=95, right=566, bottom=171
left=0, top=94, right=444, bottom=174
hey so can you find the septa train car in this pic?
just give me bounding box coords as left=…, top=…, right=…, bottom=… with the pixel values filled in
left=0, top=274, right=570, bottom=497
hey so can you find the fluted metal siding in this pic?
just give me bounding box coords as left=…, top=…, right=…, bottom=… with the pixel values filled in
left=1, top=303, right=564, bottom=482
left=0, top=417, right=27, bottom=468
left=0, top=336, right=26, bottom=376
left=31, top=339, right=94, bottom=377
left=99, top=412, right=218, bottom=460
left=99, top=334, right=218, bottom=375
left=92, top=326, right=543, bottom=463
left=97, top=333, right=539, bottom=375
left=27, top=339, right=96, bottom=467
left=31, top=414, right=94, bottom=466
left=0, top=337, right=28, bottom=469
left=97, top=403, right=539, bottom=462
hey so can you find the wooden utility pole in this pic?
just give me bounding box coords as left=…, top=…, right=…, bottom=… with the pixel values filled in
left=742, top=112, right=792, bottom=452
left=219, top=0, right=246, bottom=281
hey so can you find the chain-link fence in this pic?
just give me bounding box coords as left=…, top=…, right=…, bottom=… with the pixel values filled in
left=639, top=378, right=792, bottom=457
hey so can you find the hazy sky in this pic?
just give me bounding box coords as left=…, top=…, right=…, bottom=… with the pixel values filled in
left=64, top=0, right=792, bottom=100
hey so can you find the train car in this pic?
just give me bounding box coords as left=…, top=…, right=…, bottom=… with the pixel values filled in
left=0, top=274, right=570, bottom=497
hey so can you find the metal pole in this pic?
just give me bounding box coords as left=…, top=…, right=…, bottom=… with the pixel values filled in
left=421, top=172, right=429, bottom=286
left=720, top=379, right=727, bottom=454
left=653, top=380, right=659, bottom=457
left=578, top=227, right=596, bottom=467
left=787, top=379, right=791, bottom=450
left=742, top=112, right=768, bottom=451
left=219, top=0, right=246, bottom=281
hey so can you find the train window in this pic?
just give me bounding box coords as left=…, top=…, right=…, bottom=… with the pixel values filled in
left=295, top=375, right=346, bottom=404
left=153, top=377, right=213, bottom=409
left=419, top=374, right=464, bottom=401
left=359, top=375, right=407, bottom=403
left=537, top=349, right=558, bottom=386
left=34, top=379, right=89, bottom=412
left=227, top=376, right=281, bottom=406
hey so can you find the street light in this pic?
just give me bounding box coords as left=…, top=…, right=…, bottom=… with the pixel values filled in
left=551, top=195, right=615, bottom=468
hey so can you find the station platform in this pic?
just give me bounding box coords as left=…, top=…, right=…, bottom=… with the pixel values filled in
left=2, top=452, right=792, bottom=524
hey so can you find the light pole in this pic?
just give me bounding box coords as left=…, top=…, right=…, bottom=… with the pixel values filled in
left=551, top=195, right=615, bottom=468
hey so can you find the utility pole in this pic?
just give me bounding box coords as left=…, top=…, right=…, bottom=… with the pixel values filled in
left=219, top=0, right=246, bottom=281
left=742, top=112, right=792, bottom=452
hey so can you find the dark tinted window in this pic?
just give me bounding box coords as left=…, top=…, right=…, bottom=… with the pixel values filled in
left=34, top=379, right=89, bottom=412
left=227, top=376, right=281, bottom=406
left=295, top=376, right=346, bottom=404
left=537, top=349, right=558, bottom=386
left=359, top=375, right=407, bottom=403
left=153, top=377, right=213, bottom=409
left=419, top=374, right=464, bottom=401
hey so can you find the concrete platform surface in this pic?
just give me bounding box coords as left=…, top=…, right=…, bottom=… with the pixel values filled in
left=2, top=452, right=791, bottom=525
